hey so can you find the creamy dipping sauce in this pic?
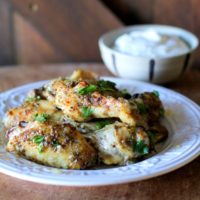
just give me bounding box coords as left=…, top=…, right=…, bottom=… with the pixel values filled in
left=113, top=30, right=190, bottom=58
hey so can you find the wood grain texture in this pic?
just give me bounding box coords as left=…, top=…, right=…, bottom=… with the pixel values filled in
left=0, top=63, right=199, bottom=200
left=1, top=0, right=200, bottom=66
left=11, top=0, right=123, bottom=64
left=153, top=0, right=193, bottom=29
left=0, top=0, right=15, bottom=65
left=13, top=12, right=64, bottom=64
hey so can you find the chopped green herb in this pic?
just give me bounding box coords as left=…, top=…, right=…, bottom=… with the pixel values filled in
left=136, top=103, right=147, bottom=114
left=32, top=135, right=45, bottom=153
left=132, top=140, right=149, bottom=156
left=34, top=113, right=49, bottom=122
left=32, top=135, right=45, bottom=144
left=78, top=84, right=97, bottom=95
left=95, top=120, right=112, bottom=129
left=77, top=80, right=117, bottom=95
left=81, top=107, right=93, bottom=119
left=97, top=80, right=116, bottom=92
left=37, top=143, right=44, bottom=153
left=25, top=96, right=41, bottom=102
left=152, top=90, right=159, bottom=98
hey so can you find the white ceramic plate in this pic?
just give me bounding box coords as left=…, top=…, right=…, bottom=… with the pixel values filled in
left=0, top=77, right=199, bottom=186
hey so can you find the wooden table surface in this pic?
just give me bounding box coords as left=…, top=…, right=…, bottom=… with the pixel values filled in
left=0, top=63, right=199, bottom=200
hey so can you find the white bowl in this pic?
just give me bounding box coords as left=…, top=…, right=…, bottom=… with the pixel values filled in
left=99, top=25, right=199, bottom=83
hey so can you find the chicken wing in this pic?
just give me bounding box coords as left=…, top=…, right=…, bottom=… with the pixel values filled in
left=50, top=79, right=146, bottom=127
left=87, top=122, right=150, bottom=165
left=4, top=99, right=63, bottom=129
left=6, top=121, right=97, bottom=169
left=4, top=98, right=97, bottom=169
left=131, top=92, right=165, bottom=124
left=3, top=69, right=168, bottom=169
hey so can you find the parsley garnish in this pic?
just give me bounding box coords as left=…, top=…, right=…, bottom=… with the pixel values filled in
left=25, top=96, right=41, bottom=102
left=132, top=140, right=149, bottom=155
left=32, top=135, right=45, bottom=144
left=81, top=107, right=93, bottom=119
left=37, top=143, right=44, bottom=153
left=78, top=84, right=97, bottom=95
left=152, top=90, right=159, bottom=98
left=32, top=135, right=45, bottom=153
left=95, top=120, right=112, bottom=129
left=34, top=113, right=49, bottom=122
left=97, top=80, right=116, bottom=92
left=136, top=103, right=147, bottom=114
left=77, top=80, right=117, bottom=95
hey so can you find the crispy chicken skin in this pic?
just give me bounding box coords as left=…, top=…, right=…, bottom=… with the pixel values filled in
left=87, top=122, right=150, bottom=165
left=70, top=69, right=99, bottom=81
left=3, top=100, right=63, bottom=129
left=4, top=69, right=168, bottom=168
left=31, top=69, right=145, bottom=126
left=28, top=69, right=98, bottom=102
left=131, top=92, right=165, bottom=124
left=6, top=121, right=97, bottom=169
left=4, top=98, right=97, bottom=169
left=50, top=79, right=146, bottom=126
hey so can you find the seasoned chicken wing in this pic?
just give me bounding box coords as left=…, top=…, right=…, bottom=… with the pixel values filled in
left=26, top=69, right=98, bottom=102
left=4, top=98, right=97, bottom=169
left=131, top=92, right=165, bottom=124
left=6, top=121, right=97, bottom=169
left=4, top=99, right=63, bottom=129
left=87, top=122, right=150, bottom=165
left=3, top=69, right=168, bottom=169
left=50, top=79, right=146, bottom=127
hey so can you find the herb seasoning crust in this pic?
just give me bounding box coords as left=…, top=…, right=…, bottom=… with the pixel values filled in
left=4, top=69, right=168, bottom=169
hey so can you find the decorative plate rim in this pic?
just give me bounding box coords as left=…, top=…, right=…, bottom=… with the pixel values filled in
left=0, top=77, right=199, bottom=186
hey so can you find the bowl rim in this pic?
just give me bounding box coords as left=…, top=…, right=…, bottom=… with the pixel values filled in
left=99, top=24, right=199, bottom=60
